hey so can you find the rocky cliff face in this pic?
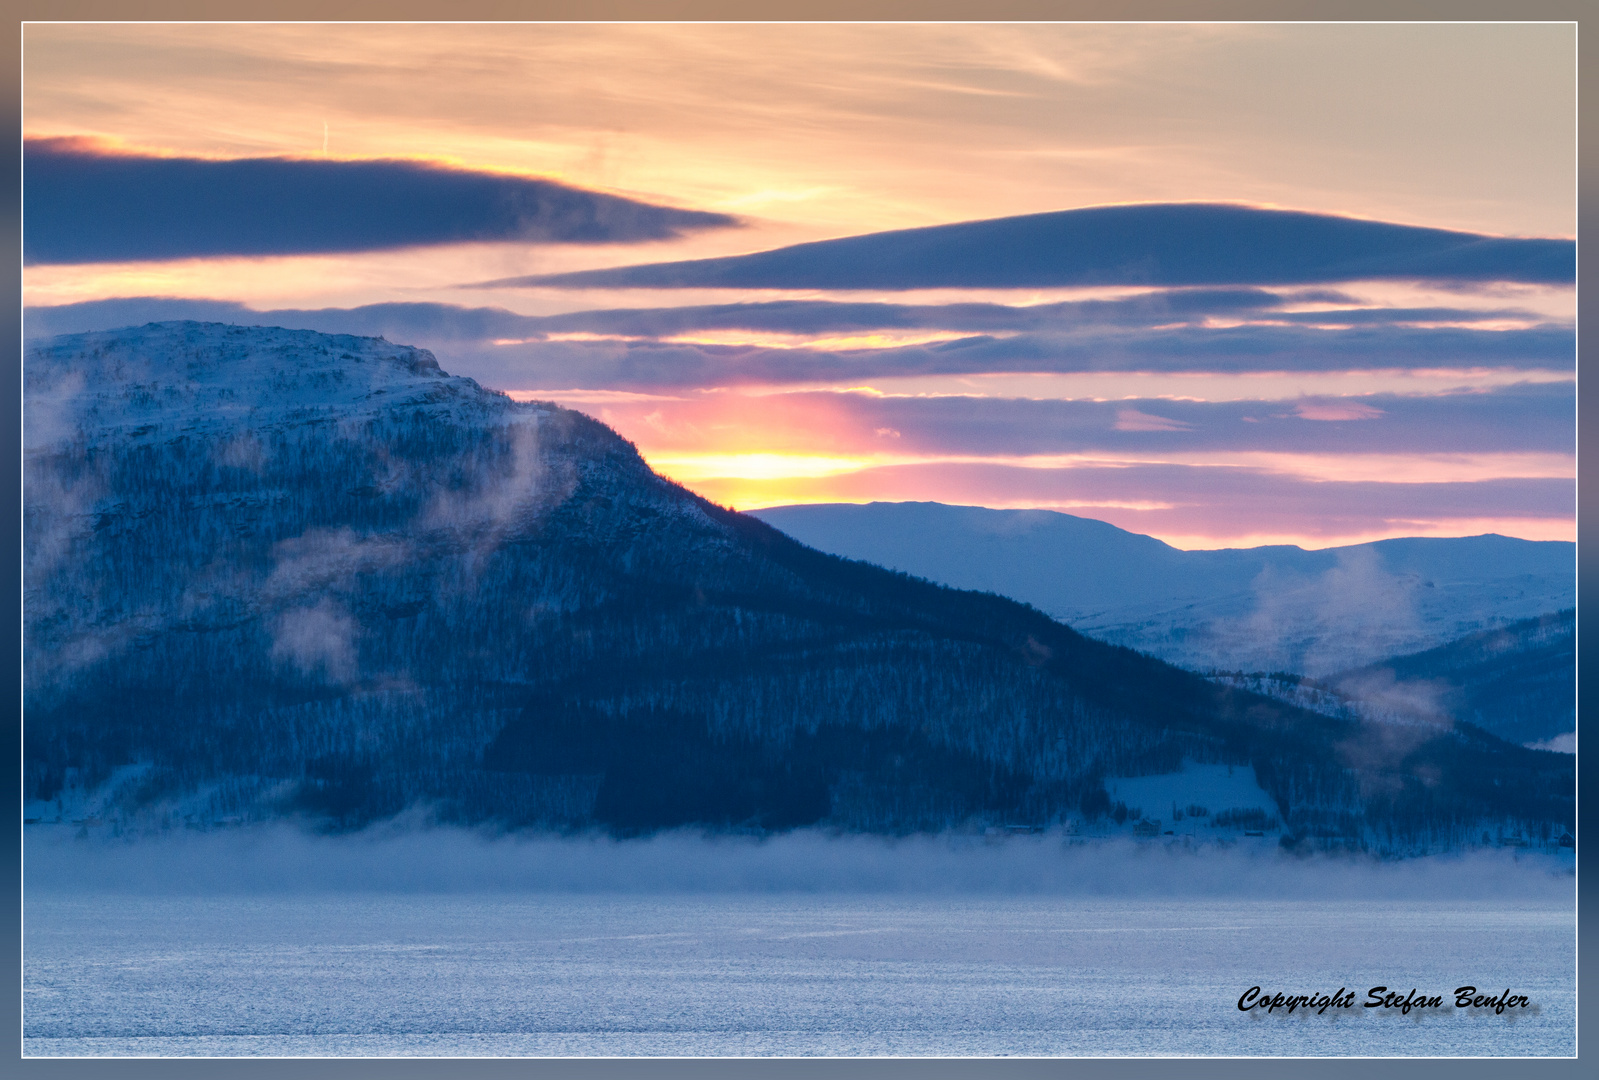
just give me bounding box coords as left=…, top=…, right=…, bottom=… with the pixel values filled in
left=23, top=322, right=1573, bottom=848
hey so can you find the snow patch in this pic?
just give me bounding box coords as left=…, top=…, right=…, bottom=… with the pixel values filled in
left=1104, top=761, right=1280, bottom=833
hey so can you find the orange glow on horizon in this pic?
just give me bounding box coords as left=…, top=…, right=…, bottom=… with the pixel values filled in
left=701, top=479, right=1572, bottom=552
left=642, top=449, right=1572, bottom=487
left=705, top=471, right=1575, bottom=550
left=21, top=25, right=1574, bottom=555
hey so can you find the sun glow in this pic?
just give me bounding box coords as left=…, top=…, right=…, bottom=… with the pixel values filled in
left=643, top=449, right=1572, bottom=486
left=20, top=25, right=1574, bottom=553
left=647, top=453, right=880, bottom=481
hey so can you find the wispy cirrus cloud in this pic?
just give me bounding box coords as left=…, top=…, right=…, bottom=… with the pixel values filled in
left=23, top=138, right=739, bottom=265
left=1114, top=409, right=1193, bottom=432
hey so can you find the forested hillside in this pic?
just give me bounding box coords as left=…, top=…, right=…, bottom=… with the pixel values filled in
left=23, top=323, right=1573, bottom=851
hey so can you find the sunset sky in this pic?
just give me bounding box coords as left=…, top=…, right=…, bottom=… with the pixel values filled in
left=22, top=22, right=1576, bottom=549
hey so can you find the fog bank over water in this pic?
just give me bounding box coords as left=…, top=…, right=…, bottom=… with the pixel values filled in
left=24, top=825, right=1574, bottom=900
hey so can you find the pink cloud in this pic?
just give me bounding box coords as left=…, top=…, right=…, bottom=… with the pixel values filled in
left=1114, top=408, right=1192, bottom=431
left=1294, top=402, right=1385, bottom=421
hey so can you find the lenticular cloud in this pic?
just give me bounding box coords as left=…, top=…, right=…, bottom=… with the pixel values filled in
left=23, top=138, right=738, bottom=264
left=495, top=203, right=1575, bottom=291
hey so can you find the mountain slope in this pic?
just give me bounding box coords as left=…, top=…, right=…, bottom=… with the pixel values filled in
left=751, top=502, right=1573, bottom=675
left=1327, top=611, right=1575, bottom=747
left=23, top=323, right=1572, bottom=848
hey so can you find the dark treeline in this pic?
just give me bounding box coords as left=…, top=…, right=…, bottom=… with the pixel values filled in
left=23, top=323, right=1574, bottom=853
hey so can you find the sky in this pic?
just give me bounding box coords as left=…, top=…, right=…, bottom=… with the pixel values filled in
left=21, top=22, right=1576, bottom=549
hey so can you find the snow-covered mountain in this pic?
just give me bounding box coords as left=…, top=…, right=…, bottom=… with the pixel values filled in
left=1208, top=609, right=1574, bottom=749
left=1328, top=610, right=1575, bottom=748
left=23, top=323, right=1572, bottom=850
left=751, top=502, right=1573, bottom=676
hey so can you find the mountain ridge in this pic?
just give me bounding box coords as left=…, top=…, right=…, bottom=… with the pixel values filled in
left=23, top=322, right=1573, bottom=850
left=751, top=502, right=1573, bottom=675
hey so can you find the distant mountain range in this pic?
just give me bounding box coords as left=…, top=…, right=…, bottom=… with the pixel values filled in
left=751, top=502, right=1573, bottom=676
left=22, top=323, right=1572, bottom=849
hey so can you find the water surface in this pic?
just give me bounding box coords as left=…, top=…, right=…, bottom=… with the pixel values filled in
left=24, top=891, right=1574, bottom=1056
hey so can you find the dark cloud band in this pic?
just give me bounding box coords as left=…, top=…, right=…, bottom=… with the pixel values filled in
left=25, top=298, right=1573, bottom=391
left=23, top=138, right=738, bottom=264
left=436, top=327, right=1571, bottom=390
left=23, top=292, right=1303, bottom=341
left=486, top=203, right=1574, bottom=290
left=21, top=292, right=1307, bottom=342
